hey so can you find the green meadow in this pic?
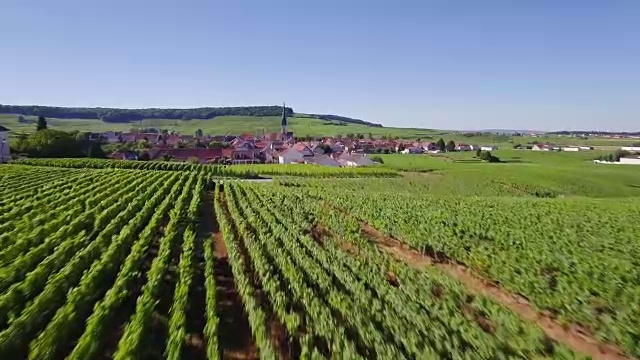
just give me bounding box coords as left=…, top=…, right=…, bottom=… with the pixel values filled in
left=376, top=150, right=640, bottom=198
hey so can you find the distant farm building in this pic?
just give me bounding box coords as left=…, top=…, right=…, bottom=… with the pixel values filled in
left=619, top=156, right=640, bottom=165
left=621, top=146, right=640, bottom=152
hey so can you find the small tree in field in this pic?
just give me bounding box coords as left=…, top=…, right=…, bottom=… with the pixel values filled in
left=370, top=156, right=384, bottom=164
left=436, top=138, right=446, bottom=151
left=446, top=140, right=456, bottom=152
left=36, top=116, right=48, bottom=131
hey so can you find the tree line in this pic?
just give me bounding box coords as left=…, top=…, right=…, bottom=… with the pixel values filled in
left=0, top=105, right=294, bottom=123
left=11, top=117, right=105, bottom=158
left=1, top=104, right=384, bottom=127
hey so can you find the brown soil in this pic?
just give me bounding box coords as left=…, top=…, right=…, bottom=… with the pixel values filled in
left=357, top=220, right=630, bottom=360
left=97, top=218, right=170, bottom=360
left=214, top=189, right=260, bottom=360
left=183, top=191, right=213, bottom=360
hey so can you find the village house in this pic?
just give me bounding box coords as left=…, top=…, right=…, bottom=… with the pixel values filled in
left=337, top=153, right=376, bottom=167
left=109, top=150, right=139, bottom=161
left=306, top=154, right=341, bottom=167
left=150, top=148, right=225, bottom=163
left=480, top=145, right=498, bottom=151
left=532, top=144, right=555, bottom=151
left=620, top=156, right=640, bottom=165
left=455, top=143, right=473, bottom=151
left=0, top=125, right=11, bottom=163
left=621, top=146, right=640, bottom=152
left=278, top=143, right=314, bottom=164
left=402, top=147, right=424, bottom=154
left=101, top=131, right=121, bottom=143
left=562, top=146, right=581, bottom=152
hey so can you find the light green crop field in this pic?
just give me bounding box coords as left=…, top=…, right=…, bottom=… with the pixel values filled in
left=375, top=150, right=640, bottom=198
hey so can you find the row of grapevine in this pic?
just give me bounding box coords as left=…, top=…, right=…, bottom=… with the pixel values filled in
left=213, top=184, right=277, bottom=359
left=27, top=172, right=183, bottom=360
left=113, top=173, right=197, bottom=359
left=0, top=170, right=141, bottom=252
left=165, top=175, right=205, bottom=360
left=297, top=181, right=640, bottom=357
left=0, top=171, right=176, bottom=358
left=12, top=158, right=397, bottom=178
left=66, top=173, right=188, bottom=360
left=239, top=183, right=581, bottom=358
left=0, top=166, right=78, bottom=198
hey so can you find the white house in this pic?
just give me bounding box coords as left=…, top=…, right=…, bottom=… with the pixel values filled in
left=337, top=153, right=375, bottom=167
left=306, top=154, right=340, bottom=167
left=401, top=147, right=424, bottom=154
left=532, top=144, right=554, bottom=151
left=480, top=145, right=498, bottom=151
left=278, top=143, right=314, bottom=164
left=620, top=156, right=640, bottom=165
left=621, top=146, right=640, bottom=152
left=455, top=143, right=473, bottom=151
left=0, top=125, right=10, bottom=163
left=101, top=131, right=121, bottom=143
left=562, top=146, right=581, bottom=152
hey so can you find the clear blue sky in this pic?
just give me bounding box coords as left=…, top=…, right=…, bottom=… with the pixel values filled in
left=2, top=0, right=639, bottom=131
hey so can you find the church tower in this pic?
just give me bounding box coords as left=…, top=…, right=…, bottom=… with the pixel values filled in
left=281, top=102, right=288, bottom=134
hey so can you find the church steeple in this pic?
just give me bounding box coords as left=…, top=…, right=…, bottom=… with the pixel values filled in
left=281, top=102, right=288, bottom=134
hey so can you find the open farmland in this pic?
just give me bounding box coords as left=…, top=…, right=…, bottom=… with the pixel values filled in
left=0, top=159, right=639, bottom=359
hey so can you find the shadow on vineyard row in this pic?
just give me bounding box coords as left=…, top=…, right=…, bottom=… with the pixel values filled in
left=320, top=202, right=628, bottom=360
left=214, top=188, right=289, bottom=360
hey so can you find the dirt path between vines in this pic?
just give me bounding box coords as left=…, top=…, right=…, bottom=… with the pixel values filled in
left=214, top=190, right=259, bottom=360
left=356, top=220, right=629, bottom=360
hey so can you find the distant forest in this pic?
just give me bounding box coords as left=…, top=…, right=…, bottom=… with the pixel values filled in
left=0, top=104, right=383, bottom=127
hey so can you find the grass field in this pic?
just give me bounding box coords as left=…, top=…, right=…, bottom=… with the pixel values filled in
left=0, top=154, right=639, bottom=359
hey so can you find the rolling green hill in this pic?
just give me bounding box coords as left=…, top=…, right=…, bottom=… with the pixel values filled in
left=0, top=114, right=436, bottom=139
left=1, top=112, right=636, bottom=148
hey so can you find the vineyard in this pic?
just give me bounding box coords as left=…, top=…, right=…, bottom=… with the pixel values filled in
left=0, top=162, right=638, bottom=359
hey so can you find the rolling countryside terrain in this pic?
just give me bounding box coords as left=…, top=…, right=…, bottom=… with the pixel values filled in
left=0, top=152, right=639, bottom=359
left=1, top=113, right=636, bottom=149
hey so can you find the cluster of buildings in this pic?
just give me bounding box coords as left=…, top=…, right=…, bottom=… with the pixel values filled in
left=530, top=144, right=594, bottom=152
left=105, top=105, right=378, bottom=167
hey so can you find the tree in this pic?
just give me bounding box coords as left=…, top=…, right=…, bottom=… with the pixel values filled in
left=17, top=115, right=26, bottom=123
left=36, top=116, right=48, bottom=131
left=436, top=138, right=446, bottom=151
left=370, top=156, right=384, bottom=164
left=613, top=149, right=631, bottom=161
left=445, top=140, right=456, bottom=152
left=479, top=151, right=501, bottom=163
left=195, top=129, right=204, bottom=137
left=356, top=133, right=364, bottom=139
left=23, top=129, right=83, bottom=157
left=346, top=133, right=355, bottom=139
left=475, top=148, right=482, bottom=158
left=138, top=150, right=150, bottom=161
left=368, top=133, right=374, bottom=140
left=87, top=142, right=106, bottom=158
